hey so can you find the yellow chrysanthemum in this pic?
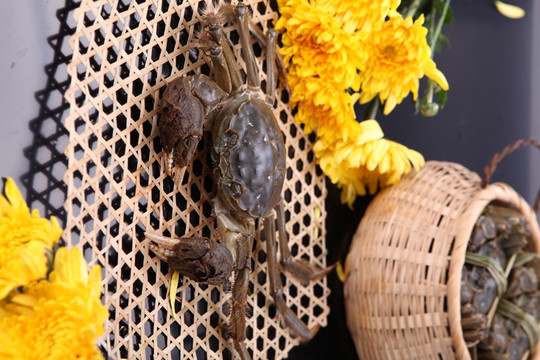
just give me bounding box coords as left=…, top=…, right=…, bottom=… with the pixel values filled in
left=334, top=0, right=401, bottom=36
left=0, top=247, right=107, bottom=360
left=314, top=120, right=424, bottom=207
left=277, top=0, right=399, bottom=36
left=359, top=12, right=449, bottom=115
left=0, top=178, right=62, bottom=299
left=275, top=0, right=366, bottom=90
left=276, top=2, right=433, bottom=205
left=288, top=73, right=360, bottom=140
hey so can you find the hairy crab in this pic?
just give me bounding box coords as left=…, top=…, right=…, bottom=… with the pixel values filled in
left=461, top=205, right=540, bottom=359
left=145, top=4, right=333, bottom=358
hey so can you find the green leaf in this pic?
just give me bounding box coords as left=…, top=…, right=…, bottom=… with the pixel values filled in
left=434, top=0, right=452, bottom=22
left=437, top=89, right=448, bottom=108
left=434, top=0, right=446, bottom=13
left=433, top=32, right=450, bottom=52
left=444, top=6, right=453, bottom=24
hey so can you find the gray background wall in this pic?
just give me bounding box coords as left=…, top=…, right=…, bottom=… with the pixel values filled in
left=0, top=1, right=64, bottom=193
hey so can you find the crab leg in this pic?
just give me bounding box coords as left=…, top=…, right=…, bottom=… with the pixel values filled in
left=232, top=3, right=260, bottom=90
left=229, top=265, right=251, bottom=359
left=221, top=3, right=289, bottom=96
left=206, top=46, right=232, bottom=94
left=265, top=29, right=277, bottom=105
left=275, top=200, right=335, bottom=286
left=247, top=20, right=291, bottom=96
left=228, top=256, right=253, bottom=359
left=264, top=212, right=317, bottom=340
left=233, top=341, right=251, bottom=360
left=211, top=197, right=255, bottom=358
left=205, top=13, right=243, bottom=92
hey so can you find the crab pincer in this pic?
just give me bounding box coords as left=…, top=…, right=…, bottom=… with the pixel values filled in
left=146, top=233, right=234, bottom=285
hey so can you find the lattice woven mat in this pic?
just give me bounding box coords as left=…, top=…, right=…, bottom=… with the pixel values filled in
left=62, top=0, right=330, bottom=358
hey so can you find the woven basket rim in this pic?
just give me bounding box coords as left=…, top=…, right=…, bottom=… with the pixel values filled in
left=448, top=182, right=540, bottom=359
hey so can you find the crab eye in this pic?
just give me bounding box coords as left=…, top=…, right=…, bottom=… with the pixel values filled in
left=210, top=47, right=220, bottom=56
left=209, top=23, right=219, bottom=32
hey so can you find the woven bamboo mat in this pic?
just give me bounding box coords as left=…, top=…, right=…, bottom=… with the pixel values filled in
left=62, top=0, right=330, bottom=359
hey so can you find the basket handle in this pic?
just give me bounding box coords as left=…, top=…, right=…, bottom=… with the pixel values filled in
left=481, top=138, right=540, bottom=213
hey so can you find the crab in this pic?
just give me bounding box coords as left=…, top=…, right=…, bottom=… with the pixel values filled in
left=145, top=4, right=333, bottom=359
left=462, top=205, right=540, bottom=357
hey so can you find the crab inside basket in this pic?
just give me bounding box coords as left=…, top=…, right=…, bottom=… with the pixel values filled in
left=344, top=140, right=540, bottom=360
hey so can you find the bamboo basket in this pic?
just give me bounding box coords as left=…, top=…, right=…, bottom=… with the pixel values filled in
left=62, top=1, right=330, bottom=359
left=344, top=139, right=540, bottom=359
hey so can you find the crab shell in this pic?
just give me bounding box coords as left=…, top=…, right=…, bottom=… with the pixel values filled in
left=211, top=93, right=286, bottom=219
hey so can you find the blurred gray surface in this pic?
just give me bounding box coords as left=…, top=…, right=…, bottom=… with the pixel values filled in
left=0, top=0, right=64, bottom=197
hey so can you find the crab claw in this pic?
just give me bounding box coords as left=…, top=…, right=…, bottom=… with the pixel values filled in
left=163, top=153, right=187, bottom=185
left=146, top=233, right=234, bottom=285
left=157, top=74, right=226, bottom=181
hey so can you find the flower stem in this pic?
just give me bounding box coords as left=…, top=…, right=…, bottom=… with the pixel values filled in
left=429, top=1, right=436, bottom=41
left=430, top=0, right=451, bottom=51
left=406, top=0, right=422, bottom=18
left=426, top=79, right=434, bottom=103
left=422, top=0, right=450, bottom=116
left=364, top=98, right=380, bottom=120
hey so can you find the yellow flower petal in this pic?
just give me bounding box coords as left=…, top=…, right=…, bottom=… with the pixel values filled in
left=367, top=139, right=391, bottom=171
left=494, top=1, right=525, bottom=19
left=359, top=13, right=448, bottom=114
left=0, top=178, right=62, bottom=299
left=277, top=2, right=428, bottom=206
left=357, top=120, right=384, bottom=144
left=0, top=247, right=107, bottom=359
left=10, top=293, right=38, bottom=307
left=425, top=66, right=449, bottom=91
left=50, top=247, right=89, bottom=285
left=0, top=196, right=11, bottom=217
left=4, top=177, right=26, bottom=211
left=170, top=270, right=180, bottom=321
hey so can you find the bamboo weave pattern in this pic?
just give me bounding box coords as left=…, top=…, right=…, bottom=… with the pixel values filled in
left=63, top=1, right=330, bottom=358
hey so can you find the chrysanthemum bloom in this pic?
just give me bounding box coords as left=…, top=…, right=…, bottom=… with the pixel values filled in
left=314, top=120, right=424, bottom=207
left=275, top=0, right=366, bottom=91
left=0, top=247, right=107, bottom=360
left=358, top=12, right=449, bottom=115
left=278, top=0, right=400, bottom=37
left=0, top=178, right=62, bottom=299
left=288, top=73, right=360, bottom=140
left=276, top=2, right=429, bottom=205
left=334, top=0, right=400, bottom=36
